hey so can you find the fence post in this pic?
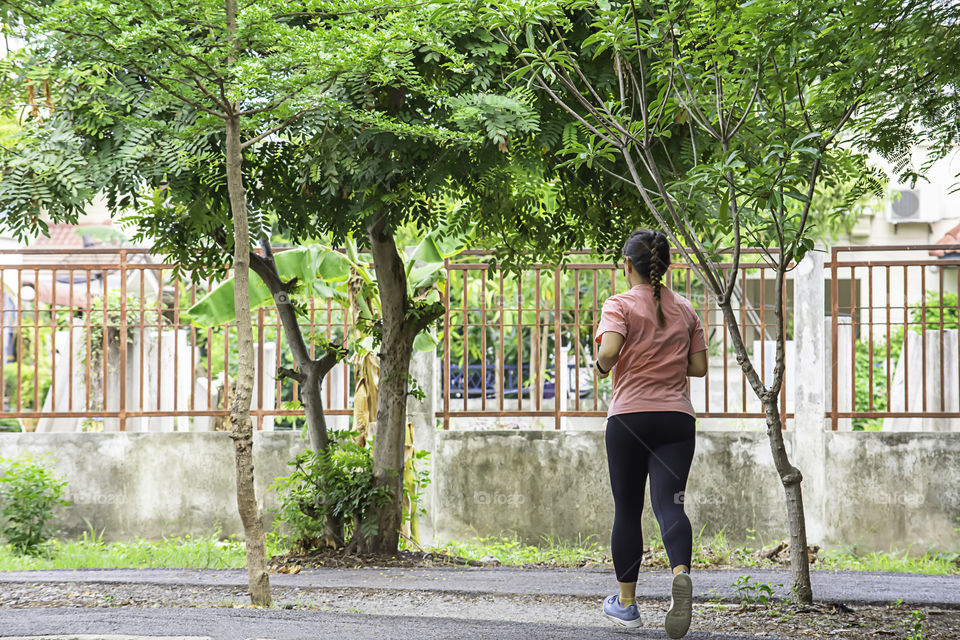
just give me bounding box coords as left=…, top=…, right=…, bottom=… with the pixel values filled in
left=407, top=342, right=439, bottom=545
left=792, top=249, right=827, bottom=544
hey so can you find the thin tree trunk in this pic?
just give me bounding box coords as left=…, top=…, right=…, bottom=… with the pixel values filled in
left=249, top=240, right=335, bottom=453
left=224, top=112, right=271, bottom=606
left=249, top=239, right=342, bottom=547
left=223, top=0, right=270, bottom=607
left=718, top=298, right=812, bottom=604
left=763, top=397, right=812, bottom=603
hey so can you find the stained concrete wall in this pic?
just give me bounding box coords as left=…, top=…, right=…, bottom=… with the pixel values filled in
left=823, top=432, right=960, bottom=550
left=432, top=429, right=790, bottom=547
left=1, top=429, right=958, bottom=550
left=0, top=432, right=305, bottom=540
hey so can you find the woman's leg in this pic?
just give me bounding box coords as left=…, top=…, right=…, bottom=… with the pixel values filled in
left=647, top=413, right=696, bottom=572
left=605, top=413, right=650, bottom=599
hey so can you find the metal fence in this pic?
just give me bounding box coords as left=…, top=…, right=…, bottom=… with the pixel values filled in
left=829, top=245, right=960, bottom=431
left=440, top=250, right=792, bottom=429
left=14, top=246, right=959, bottom=433
left=0, top=249, right=354, bottom=432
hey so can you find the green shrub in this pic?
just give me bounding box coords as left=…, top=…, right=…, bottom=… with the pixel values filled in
left=0, top=454, right=71, bottom=555
left=270, top=431, right=390, bottom=553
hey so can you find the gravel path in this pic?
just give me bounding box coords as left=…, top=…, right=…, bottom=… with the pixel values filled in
left=0, top=607, right=773, bottom=640
left=2, top=566, right=958, bottom=606
left=2, top=568, right=959, bottom=639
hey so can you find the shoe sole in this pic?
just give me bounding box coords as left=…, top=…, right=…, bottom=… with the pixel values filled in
left=604, top=611, right=643, bottom=628
left=665, top=573, right=693, bottom=639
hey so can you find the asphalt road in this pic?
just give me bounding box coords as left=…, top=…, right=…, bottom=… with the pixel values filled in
left=1, top=566, right=958, bottom=606
left=0, top=607, right=774, bottom=640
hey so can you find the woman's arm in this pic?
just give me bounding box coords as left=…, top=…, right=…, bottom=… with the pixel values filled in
left=596, top=331, right=625, bottom=379
left=687, top=349, right=708, bottom=377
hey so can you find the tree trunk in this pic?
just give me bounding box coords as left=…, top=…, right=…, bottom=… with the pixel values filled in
left=249, top=242, right=334, bottom=453
left=223, top=16, right=270, bottom=601
left=718, top=298, right=813, bottom=604
left=356, top=216, right=415, bottom=554
left=249, top=240, right=342, bottom=547
left=763, top=397, right=813, bottom=603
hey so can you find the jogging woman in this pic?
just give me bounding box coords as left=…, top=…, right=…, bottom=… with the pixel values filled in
left=594, top=229, right=708, bottom=638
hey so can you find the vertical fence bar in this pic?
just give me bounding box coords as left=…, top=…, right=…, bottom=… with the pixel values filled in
left=885, top=266, right=891, bottom=418
left=155, top=268, right=164, bottom=418
left=518, top=270, right=524, bottom=413
left=442, top=260, right=451, bottom=429
left=921, top=265, right=927, bottom=412
left=83, top=269, right=90, bottom=414
left=830, top=249, right=839, bottom=430
left=100, top=267, right=107, bottom=418
left=119, top=252, right=127, bottom=431
left=34, top=269, right=40, bottom=413
left=903, top=266, right=909, bottom=411
left=573, top=269, right=581, bottom=412
left=50, top=268, right=57, bottom=414
left=592, top=269, right=598, bottom=410
left=139, top=271, right=146, bottom=418
left=480, top=266, right=487, bottom=413
left=740, top=265, right=747, bottom=412
left=850, top=265, right=856, bottom=421
left=534, top=268, right=541, bottom=414
left=554, top=267, right=562, bottom=430
left=939, top=266, right=945, bottom=412
left=68, top=268, right=75, bottom=412
left=498, top=269, right=505, bottom=414
left=16, top=269, right=22, bottom=413
left=257, top=307, right=265, bottom=431
left=462, top=269, right=469, bottom=414
left=1, top=269, right=6, bottom=413
left=868, top=264, right=874, bottom=413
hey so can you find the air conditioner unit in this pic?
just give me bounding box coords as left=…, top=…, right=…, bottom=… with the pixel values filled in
left=886, top=188, right=940, bottom=224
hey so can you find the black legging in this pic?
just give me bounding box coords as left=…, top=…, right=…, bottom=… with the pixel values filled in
left=605, top=411, right=696, bottom=583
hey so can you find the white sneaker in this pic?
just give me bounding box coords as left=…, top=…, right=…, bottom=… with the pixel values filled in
left=664, top=572, right=693, bottom=638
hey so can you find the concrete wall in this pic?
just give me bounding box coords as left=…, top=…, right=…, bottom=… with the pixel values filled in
left=2, top=428, right=957, bottom=551
left=823, top=432, right=960, bottom=550
left=0, top=432, right=305, bottom=540
left=432, top=430, right=789, bottom=547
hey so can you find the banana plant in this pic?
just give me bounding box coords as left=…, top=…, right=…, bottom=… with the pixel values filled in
left=187, top=223, right=471, bottom=547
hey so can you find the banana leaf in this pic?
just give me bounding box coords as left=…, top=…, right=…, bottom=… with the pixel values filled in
left=187, top=246, right=352, bottom=327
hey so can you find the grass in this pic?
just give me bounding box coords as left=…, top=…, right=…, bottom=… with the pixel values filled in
left=818, top=547, right=960, bottom=575
left=0, top=530, right=288, bottom=571
left=0, top=530, right=956, bottom=575
left=432, top=535, right=610, bottom=566
left=432, top=531, right=959, bottom=575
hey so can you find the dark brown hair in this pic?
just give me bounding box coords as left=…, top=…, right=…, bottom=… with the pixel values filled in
left=622, top=229, right=670, bottom=326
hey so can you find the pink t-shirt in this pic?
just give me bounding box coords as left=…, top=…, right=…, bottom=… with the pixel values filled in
left=594, top=284, right=707, bottom=418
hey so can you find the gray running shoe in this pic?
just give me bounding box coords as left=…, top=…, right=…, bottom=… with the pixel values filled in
left=602, top=594, right=642, bottom=628
left=665, top=572, right=693, bottom=638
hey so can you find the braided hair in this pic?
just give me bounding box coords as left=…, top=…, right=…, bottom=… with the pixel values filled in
left=622, top=229, right=670, bottom=327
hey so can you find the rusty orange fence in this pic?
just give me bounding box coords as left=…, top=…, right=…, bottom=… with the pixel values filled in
left=0, top=248, right=354, bottom=432
left=440, top=250, right=792, bottom=430
left=829, top=245, right=960, bottom=431
left=6, top=246, right=956, bottom=433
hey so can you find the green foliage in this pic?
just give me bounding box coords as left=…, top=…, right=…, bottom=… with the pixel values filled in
left=0, top=454, right=70, bottom=555
left=0, top=529, right=288, bottom=570
left=904, top=609, right=928, bottom=640
left=270, top=432, right=391, bottom=552
left=733, top=575, right=782, bottom=605
left=434, top=535, right=610, bottom=567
